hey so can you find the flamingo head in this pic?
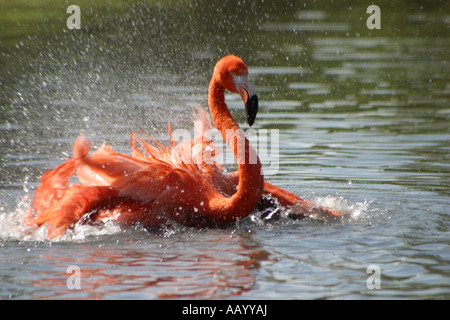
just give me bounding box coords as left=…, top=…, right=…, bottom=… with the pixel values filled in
left=214, top=55, right=259, bottom=126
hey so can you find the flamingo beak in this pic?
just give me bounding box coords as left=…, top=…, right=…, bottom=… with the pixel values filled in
left=234, top=76, right=258, bottom=126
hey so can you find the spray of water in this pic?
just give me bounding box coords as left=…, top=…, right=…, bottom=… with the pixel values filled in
left=0, top=162, right=381, bottom=245
left=248, top=193, right=375, bottom=227
left=0, top=192, right=123, bottom=242
left=1, top=191, right=376, bottom=242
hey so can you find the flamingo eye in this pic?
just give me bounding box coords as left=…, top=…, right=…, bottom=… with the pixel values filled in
left=233, top=75, right=247, bottom=92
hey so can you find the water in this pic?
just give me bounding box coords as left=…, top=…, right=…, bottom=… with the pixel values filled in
left=0, top=0, right=449, bottom=299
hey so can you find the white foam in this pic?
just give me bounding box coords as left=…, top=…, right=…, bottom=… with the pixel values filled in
left=1, top=192, right=375, bottom=242
left=0, top=194, right=122, bottom=242
left=310, top=195, right=373, bottom=221
left=249, top=194, right=374, bottom=226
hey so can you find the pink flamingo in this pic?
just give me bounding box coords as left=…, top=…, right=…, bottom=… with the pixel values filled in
left=30, top=55, right=341, bottom=238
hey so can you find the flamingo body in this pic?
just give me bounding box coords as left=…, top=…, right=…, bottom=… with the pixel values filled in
left=30, top=55, right=341, bottom=238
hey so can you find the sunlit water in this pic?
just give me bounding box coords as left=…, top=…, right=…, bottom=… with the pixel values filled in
left=0, top=0, right=449, bottom=299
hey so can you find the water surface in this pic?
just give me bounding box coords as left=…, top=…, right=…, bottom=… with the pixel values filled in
left=0, top=0, right=449, bottom=299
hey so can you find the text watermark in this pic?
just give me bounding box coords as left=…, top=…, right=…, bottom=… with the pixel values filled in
left=66, top=5, right=81, bottom=30
left=366, top=5, right=381, bottom=30
left=66, top=265, right=81, bottom=290
left=366, top=265, right=381, bottom=290
left=150, top=124, right=280, bottom=175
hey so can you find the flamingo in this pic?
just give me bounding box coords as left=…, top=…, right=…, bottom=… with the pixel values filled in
left=29, top=55, right=341, bottom=238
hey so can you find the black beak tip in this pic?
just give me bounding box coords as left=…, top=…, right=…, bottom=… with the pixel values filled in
left=245, top=94, right=258, bottom=127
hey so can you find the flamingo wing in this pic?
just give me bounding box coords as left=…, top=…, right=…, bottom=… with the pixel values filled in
left=31, top=129, right=220, bottom=236
left=30, top=106, right=342, bottom=238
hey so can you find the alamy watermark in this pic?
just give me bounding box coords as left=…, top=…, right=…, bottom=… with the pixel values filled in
left=162, top=124, right=280, bottom=175
left=366, top=5, right=381, bottom=30
left=66, top=5, right=81, bottom=30
left=66, top=265, right=81, bottom=290
left=366, top=265, right=381, bottom=289
left=65, top=265, right=381, bottom=291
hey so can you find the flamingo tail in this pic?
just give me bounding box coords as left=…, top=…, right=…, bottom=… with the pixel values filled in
left=30, top=136, right=119, bottom=237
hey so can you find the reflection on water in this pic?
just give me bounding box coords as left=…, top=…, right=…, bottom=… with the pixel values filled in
left=20, top=230, right=269, bottom=299
left=0, top=0, right=449, bottom=299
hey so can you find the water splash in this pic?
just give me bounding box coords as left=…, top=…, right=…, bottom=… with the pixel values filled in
left=1, top=190, right=375, bottom=242
left=248, top=194, right=374, bottom=227
left=0, top=195, right=44, bottom=242
left=310, top=195, right=374, bottom=221
left=0, top=194, right=122, bottom=242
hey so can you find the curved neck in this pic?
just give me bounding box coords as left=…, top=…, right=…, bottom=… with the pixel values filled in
left=207, top=78, right=264, bottom=221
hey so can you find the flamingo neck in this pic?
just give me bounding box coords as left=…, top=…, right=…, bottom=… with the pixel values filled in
left=207, top=78, right=264, bottom=221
